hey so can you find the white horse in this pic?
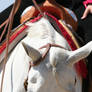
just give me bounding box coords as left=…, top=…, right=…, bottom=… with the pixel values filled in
left=0, top=16, right=92, bottom=92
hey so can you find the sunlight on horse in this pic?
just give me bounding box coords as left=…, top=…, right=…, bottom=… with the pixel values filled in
left=0, top=16, right=92, bottom=92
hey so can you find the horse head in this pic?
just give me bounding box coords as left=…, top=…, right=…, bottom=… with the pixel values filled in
left=21, top=16, right=92, bottom=92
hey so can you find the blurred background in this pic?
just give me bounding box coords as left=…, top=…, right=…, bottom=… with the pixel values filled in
left=0, top=0, right=15, bottom=13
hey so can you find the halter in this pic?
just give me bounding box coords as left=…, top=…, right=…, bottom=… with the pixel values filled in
left=24, top=43, right=67, bottom=91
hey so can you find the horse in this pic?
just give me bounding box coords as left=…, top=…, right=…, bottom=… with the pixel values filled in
left=0, top=11, right=92, bottom=92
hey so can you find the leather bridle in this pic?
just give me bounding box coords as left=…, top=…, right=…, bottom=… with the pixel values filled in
left=30, top=43, right=67, bottom=66
left=24, top=43, right=67, bottom=91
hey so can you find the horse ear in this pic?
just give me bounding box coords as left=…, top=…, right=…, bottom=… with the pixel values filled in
left=67, top=41, right=92, bottom=66
left=22, top=42, right=42, bottom=62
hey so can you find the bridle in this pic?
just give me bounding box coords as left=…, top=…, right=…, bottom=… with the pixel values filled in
left=24, top=43, right=67, bottom=91
left=30, top=43, right=67, bottom=66
left=0, top=0, right=71, bottom=92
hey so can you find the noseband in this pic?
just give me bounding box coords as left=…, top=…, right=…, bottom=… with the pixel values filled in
left=30, top=43, right=67, bottom=66
left=24, top=43, right=67, bottom=91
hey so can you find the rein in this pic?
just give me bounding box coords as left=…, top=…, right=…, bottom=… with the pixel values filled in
left=24, top=43, right=67, bottom=91
left=32, top=0, right=44, bottom=16
left=0, top=0, right=21, bottom=92
left=0, top=0, right=21, bottom=42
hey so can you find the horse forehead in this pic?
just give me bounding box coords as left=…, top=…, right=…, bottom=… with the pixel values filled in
left=26, top=18, right=57, bottom=44
left=27, top=18, right=49, bottom=31
left=26, top=17, right=49, bottom=26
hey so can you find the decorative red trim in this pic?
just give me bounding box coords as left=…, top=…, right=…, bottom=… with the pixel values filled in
left=0, top=25, right=28, bottom=54
left=45, top=12, right=87, bottom=78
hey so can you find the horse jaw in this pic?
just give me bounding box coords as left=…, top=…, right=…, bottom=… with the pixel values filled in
left=66, top=41, right=92, bottom=66
left=22, top=42, right=42, bottom=62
